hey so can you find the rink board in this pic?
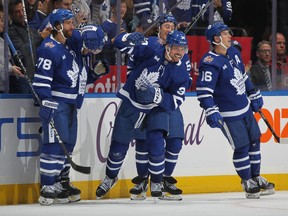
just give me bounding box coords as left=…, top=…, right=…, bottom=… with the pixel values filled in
left=0, top=92, right=288, bottom=204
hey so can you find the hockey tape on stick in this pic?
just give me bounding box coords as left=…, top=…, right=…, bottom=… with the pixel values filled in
left=5, top=33, right=91, bottom=174
left=259, top=109, right=288, bottom=144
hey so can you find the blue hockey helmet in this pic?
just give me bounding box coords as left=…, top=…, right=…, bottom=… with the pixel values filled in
left=50, top=9, right=74, bottom=27
left=81, top=24, right=107, bottom=54
left=156, top=12, right=177, bottom=27
left=166, top=30, right=188, bottom=47
left=205, top=22, right=230, bottom=43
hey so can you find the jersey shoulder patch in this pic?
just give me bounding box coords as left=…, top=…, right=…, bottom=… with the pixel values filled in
left=203, top=55, right=214, bottom=63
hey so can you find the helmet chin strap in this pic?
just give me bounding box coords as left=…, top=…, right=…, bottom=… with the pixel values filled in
left=54, top=24, right=68, bottom=40
left=212, top=36, right=228, bottom=50
left=165, top=45, right=172, bottom=61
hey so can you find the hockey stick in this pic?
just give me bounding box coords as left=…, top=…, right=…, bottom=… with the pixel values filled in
left=21, top=0, right=36, bottom=68
left=258, top=109, right=288, bottom=144
left=5, top=33, right=91, bottom=174
left=143, top=0, right=185, bottom=35
left=184, top=0, right=213, bottom=34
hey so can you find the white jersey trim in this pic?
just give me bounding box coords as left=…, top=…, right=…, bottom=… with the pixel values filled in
left=51, top=91, right=77, bottom=99
left=220, top=102, right=250, bottom=117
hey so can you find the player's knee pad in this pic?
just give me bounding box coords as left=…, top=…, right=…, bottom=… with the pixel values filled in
left=233, top=145, right=250, bottom=167
left=165, top=138, right=183, bottom=154
left=146, top=129, right=165, bottom=157
left=41, top=142, right=64, bottom=155
left=249, top=139, right=260, bottom=152
left=108, top=140, right=129, bottom=162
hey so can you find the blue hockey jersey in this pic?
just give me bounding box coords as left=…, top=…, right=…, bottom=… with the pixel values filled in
left=33, top=30, right=88, bottom=107
left=114, top=34, right=191, bottom=113
left=196, top=46, right=255, bottom=121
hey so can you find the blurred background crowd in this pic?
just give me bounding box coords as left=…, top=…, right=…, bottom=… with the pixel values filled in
left=0, top=0, right=287, bottom=93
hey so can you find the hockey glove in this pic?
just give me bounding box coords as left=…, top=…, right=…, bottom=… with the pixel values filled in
left=81, top=24, right=106, bottom=54
left=39, top=99, right=59, bottom=124
left=122, top=32, right=146, bottom=47
left=205, top=106, right=223, bottom=128
left=136, top=86, right=163, bottom=105
left=248, top=89, right=263, bottom=112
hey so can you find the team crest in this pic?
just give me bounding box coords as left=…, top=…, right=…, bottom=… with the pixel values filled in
left=44, top=42, right=55, bottom=48
left=203, top=55, right=214, bottom=63
left=135, top=68, right=160, bottom=90
left=230, top=67, right=246, bottom=95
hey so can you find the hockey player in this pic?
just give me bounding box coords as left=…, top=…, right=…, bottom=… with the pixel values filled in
left=96, top=30, right=191, bottom=199
left=33, top=9, right=108, bottom=205
left=129, top=13, right=191, bottom=201
left=196, top=22, right=275, bottom=199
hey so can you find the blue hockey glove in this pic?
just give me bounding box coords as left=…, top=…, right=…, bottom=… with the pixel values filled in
left=39, top=99, right=59, bottom=124
left=81, top=24, right=106, bottom=54
left=136, top=86, right=163, bottom=104
left=122, top=32, right=146, bottom=47
left=206, top=112, right=223, bottom=128
left=205, top=106, right=223, bottom=128
left=248, top=89, right=263, bottom=112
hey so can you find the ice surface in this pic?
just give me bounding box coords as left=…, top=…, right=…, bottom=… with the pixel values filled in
left=1, top=191, right=288, bottom=216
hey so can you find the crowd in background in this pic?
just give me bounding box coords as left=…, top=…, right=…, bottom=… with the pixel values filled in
left=0, top=0, right=288, bottom=93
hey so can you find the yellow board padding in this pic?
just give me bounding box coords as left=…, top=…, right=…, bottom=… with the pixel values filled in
left=1, top=174, right=287, bottom=205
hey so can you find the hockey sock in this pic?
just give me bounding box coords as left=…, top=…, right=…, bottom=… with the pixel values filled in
left=135, top=139, right=149, bottom=177
left=233, top=144, right=251, bottom=180
left=106, top=140, right=129, bottom=178
left=249, top=139, right=261, bottom=177
left=147, top=130, right=165, bottom=183
left=164, top=138, right=182, bottom=176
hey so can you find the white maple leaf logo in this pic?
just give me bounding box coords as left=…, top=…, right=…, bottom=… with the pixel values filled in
left=135, top=68, right=160, bottom=90
left=230, top=67, right=246, bottom=95
left=67, top=59, right=80, bottom=88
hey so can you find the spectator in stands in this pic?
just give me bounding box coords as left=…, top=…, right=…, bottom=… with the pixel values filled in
left=90, top=0, right=106, bottom=25
left=269, top=32, right=288, bottom=90
left=24, top=0, right=38, bottom=21
left=0, top=3, right=23, bottom=93
left=29, top=0, right=51, bottom=30
left=8, top=0, right=42, bottom=93
left=38, top=0, right=91, bottom=37
left=250, top=40, right=272, bottom=91
left=165, top=0, right=232, bottom=34
left=71, top=0, right=91, bottom=28
left=101, top=0, right=128, bottom=65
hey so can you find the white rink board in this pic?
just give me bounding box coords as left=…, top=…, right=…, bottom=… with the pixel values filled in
left=0, top=94, right=288, bottom=185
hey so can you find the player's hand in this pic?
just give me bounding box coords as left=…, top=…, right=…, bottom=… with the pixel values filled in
left=122, top=32, right=146, bottom=47
left=11, top=65, right=24, bottom=77
left=92, top=59, right=110, bottom=76
left=39, top=99, right=58, bottom=124
left=206, top=112, right=223, bottom=128
left=248, top=89, right=263, bottom=112
left=136, top=86, right=163, bottom=105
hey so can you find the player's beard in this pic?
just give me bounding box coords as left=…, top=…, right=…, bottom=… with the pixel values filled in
left=63, top=29, right=73, bottom=38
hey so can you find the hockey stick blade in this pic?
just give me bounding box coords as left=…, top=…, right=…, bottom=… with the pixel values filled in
left=259, top=110, right=288, bottom=144
left=5, top=33, right=91, bottom=173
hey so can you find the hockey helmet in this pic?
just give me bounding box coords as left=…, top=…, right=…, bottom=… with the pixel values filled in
left=81, top=24, right=107, bottom=54
left=156, top=12, right=177, bottom=27
left=50, top=9, right=74, bottom=27
left=205, top=22, right=230, bottom=43
left=166, top=30, right=188, bottom=48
